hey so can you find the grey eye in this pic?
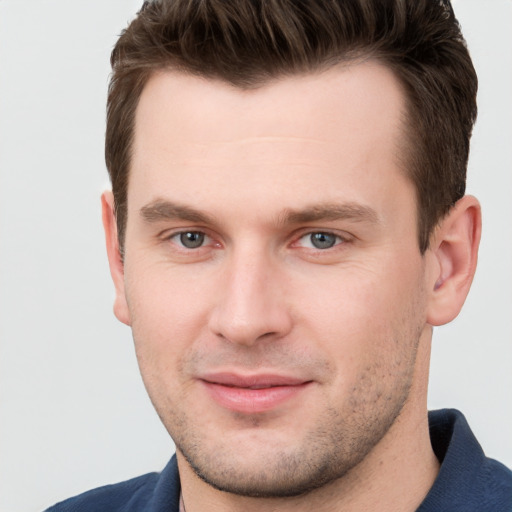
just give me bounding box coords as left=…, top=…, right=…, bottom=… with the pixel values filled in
left=179, top=232, right=205, bottom=249
left=310, top=232, right=338, bottom=249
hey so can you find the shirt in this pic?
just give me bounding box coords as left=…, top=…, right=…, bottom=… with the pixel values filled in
left=45, top=409, right=512, bottom=511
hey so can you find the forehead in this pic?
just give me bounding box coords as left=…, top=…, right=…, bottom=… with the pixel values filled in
left=130, top=62, right=411, bottom=219
left=134, top=61, right=406, bottom=149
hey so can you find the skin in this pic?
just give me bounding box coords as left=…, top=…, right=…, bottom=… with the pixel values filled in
left=103, top=62, right=481, bottom=511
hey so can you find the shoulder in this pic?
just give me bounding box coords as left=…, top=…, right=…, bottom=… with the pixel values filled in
left=419, top=409, right=512, bottom=511
left=480, top=457, right=512, bottom=509
left=44, top=472, right=160, bottom=512
left=44, top=456, right=180, bottom=512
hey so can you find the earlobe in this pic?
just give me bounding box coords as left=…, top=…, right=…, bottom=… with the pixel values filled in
left=101, top=191, right=131, bottom=326
left=426, top=195, right=481, bottom=326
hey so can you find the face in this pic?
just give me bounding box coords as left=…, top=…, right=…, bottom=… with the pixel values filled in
left=114, top=63, right=433, bottom=497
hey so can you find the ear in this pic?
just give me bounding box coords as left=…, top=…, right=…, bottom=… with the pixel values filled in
left=101, top=191, right=131, bottom=326
left=426, top=195, right=481, bottom=326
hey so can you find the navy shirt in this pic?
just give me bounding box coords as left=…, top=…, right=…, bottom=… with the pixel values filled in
left=45, top=409, right=512, bottom=511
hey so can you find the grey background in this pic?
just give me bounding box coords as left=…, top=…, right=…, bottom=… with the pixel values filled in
left=0, top=1, right=511, bottom=510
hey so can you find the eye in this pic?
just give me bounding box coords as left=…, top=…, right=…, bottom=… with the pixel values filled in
left=172, top=231, right=208, bottom=249
left=298, top=232, right=343, bottom=250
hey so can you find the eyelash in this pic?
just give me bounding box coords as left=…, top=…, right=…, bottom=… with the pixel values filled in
left=164, top=229, right=350, bottom=252
left=294, top=231, right=346, bottom=250
left=167, top=231, right=215, bottom=250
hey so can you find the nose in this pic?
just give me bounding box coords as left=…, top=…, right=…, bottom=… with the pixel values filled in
left=208, top=247, right=293, bottom=346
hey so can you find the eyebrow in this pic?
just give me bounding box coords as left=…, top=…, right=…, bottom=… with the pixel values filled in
left=139, top=199, right=380, bottom=227
left=140, top=200, right=215, bottom=224
left=279, top=203, right=380, bottom=225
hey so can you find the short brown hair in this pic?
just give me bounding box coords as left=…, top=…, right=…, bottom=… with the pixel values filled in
left=106, top=0, right=477, bottom=253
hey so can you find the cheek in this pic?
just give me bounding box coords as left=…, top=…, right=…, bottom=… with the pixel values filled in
left=125, top=266, right=214, bottom=378
left=298, top=256, right=426, bottom=362
left=299, top=267, right=407, bottom=328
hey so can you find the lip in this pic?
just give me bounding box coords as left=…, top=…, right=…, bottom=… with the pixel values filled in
left=199, top=372, right=313, bottom=414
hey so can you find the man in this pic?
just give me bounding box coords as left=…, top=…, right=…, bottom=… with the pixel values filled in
left=46, top=0, right=512, bottom=510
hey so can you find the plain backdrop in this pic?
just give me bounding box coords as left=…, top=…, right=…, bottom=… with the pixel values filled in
left=0, top=1, right=511, bottom=510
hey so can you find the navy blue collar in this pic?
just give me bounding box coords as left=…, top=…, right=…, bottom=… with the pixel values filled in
left=418, top=409, right=511, bottom=510
left=150, top=409, right=511, bottom=511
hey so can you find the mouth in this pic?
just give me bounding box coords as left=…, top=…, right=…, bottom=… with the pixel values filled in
left=199, top=373, right=313, bottom=414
